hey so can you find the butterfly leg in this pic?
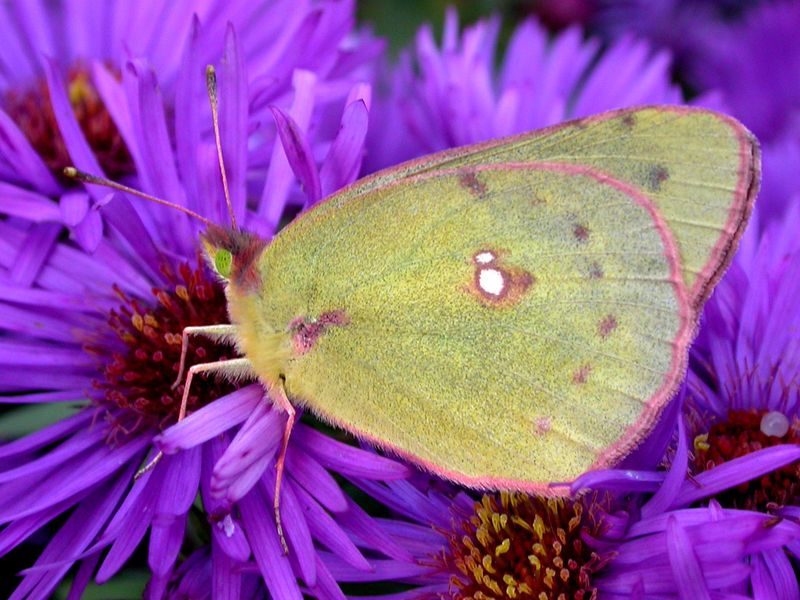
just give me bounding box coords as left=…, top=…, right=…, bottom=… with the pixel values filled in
left=172, top=324, right=238, bottom=389
left=270, top=379, right=296, bottom=555
left=135, top=357, right=253, bottom=479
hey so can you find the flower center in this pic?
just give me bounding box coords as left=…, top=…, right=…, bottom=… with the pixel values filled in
left=441, top=493, right=604, bottom=599
left=85, top=262, right=238, bottom=436
left=4, top=65, right=134, bottom=183
left=692, top=409, right=800, bottom=511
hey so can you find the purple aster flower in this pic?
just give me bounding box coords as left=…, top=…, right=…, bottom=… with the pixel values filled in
left=0, top=0, right=382, bottom=250
left=366, top=8, right=681, bottom=171
left=344, top=430, right=800, bottom=600
left=0, top=7, right=408, bottom=600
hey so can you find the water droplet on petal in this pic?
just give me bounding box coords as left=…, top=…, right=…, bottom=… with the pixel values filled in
left=760, top=411, right=790, bottom=438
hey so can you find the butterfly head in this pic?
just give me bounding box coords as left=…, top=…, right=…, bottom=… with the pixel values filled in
left=201, top=224, right=268, bottom=292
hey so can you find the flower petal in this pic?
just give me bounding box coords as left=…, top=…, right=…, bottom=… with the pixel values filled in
left=239, top=485, right=302, bottom=600
left=295, top=424, right=410, bottom=479
left=156, top=385, right=262, bottom=454
left=270, top=104, right=321, bottom=205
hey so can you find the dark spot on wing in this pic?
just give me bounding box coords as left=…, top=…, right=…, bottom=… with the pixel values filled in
left=598, top=314, right=618, bottom=339
left=458, top=170, right=487, bottom=197
left=647, top=165, right=670, bottom=191
left=621, top=113, right=636, bottom=128
left=588, top=263, right=604, bottom=279
left=572, top=364, right=592, bottom=384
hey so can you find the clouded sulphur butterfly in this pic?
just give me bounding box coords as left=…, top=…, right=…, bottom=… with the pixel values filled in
left=68, top=73, right=760, bottom=552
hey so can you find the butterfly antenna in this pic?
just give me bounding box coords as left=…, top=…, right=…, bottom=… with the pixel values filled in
left=205, top=65, right=238, bottom=231
left=63, top=167, right=214, bottom=227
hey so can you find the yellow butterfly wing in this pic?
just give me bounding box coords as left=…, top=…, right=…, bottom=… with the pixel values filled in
left=322, top=106, right=760, bottom=312
left=229, top=163, right=694, bottom=492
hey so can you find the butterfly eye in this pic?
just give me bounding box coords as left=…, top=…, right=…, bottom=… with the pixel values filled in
left=214, top=248, right=233, bottom=278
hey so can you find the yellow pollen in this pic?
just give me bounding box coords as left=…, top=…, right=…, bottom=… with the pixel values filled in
left=131, top=314, right=144, bottom=330
left=175, top=285, right=189, bottom=301
left=694, top=433, right=710, bottom=452
left=560, top=567, right=570, bottom=582
left=482, top=554, right=495, bottom=574
left=495, top=538, right=511, bottom=556
left=67, top=72, right=93, bottom=106
left=529, top=554, right=541, bottom=573
left=544, top=567, right=556, bottom=588
left=533, top=514, right=545, bottom=538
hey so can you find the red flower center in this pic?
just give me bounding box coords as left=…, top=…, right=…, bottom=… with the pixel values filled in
left=692, top=409, right=800, bottom=511
left=438, top=493, right=606, bottom=600
left=85, top=262, right=239, bottom=438
left=4, top=65, right=134, bottom=183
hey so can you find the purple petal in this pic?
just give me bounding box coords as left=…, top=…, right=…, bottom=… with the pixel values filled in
left=211, top=536, right=242, bottom=600
left=0, top=434, right=149, bottom=523
left=91, top=61, right=141, bottom=171
left=59, top=191, right=89, bottom=227
left=0, top=491, right=91, bottom=555
left=751, top=547, right=800, bottom=599
left=156, top=385, right=262, bottom=453
left=319, top=551, right=435, bottom=582
left=295, top=424, right=410, bottom=479
left=66, top=553, right=101, bottom=600
left=238, top=485, right=302, bottom=600
left=96, top=474, right=158, bottom=582
left=264, top=472, right=318, bottom=585
left=42, top=59, right=105, bottom=196
left=0, top=409, right=90, bottom=458
left=307, top=555, right=346, bottom=600
left=667, top=517, right=711, bottom=600
left=0, top=110, right=60, bottom=195
left=10, top=467, right=132, bottom=600
left=642, top=416, right=687, bottom=519
left=0, top=182, right=61, bottom=222
left=257, top=70, right=317, bottom=230
left=0, top=423, right=104, bottom=483
left=148, top=515, right=185, bottom=576
left=573, top=466, right=664, bottom=495
left=286, top=447, right=348, bottom=513
left=173, top=16, right=204, bottom=216
left=270, top=105, right=321, bottom=205
left=154, top=446, right=201, bottom=516
left=293, top=483, right=371, bottom=571
left=319, top=96, right=369, bottom=198
left=72, top=208, right=103, bottom=252
left=338, top=496, right=414, bottom=562
left=201, top=437, right=251, bottom=563
left=218, top=23, right=247, bottom=223
left=672, top=445, right=800, bottom=507
left=212, top=400, right=279, bottom=480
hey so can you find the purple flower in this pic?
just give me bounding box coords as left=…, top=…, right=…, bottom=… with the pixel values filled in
left=594, top=1, right=799, bottom=144
left=0, top=5, right=406, bottom=599
left=365, top=9, right=681, bottom=171
left=0, top=0, right=382, bottom=249
left=348, top=440, right=800, bottom=599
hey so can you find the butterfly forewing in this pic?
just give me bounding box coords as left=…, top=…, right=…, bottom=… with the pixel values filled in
left=325, top=106, right=759, bottom=312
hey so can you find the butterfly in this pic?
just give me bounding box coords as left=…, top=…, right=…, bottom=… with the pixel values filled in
left=68, top=66, right=760, bottom=552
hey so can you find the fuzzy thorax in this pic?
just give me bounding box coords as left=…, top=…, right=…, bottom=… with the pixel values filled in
left=224, top=285, right=292, bottom=388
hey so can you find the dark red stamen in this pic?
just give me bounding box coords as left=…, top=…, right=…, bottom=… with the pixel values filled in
left=692, top=409, right=800, bottom=511
left=85, top=261, right=239, bottom=439
left=4, top=65, right=134, bottom=183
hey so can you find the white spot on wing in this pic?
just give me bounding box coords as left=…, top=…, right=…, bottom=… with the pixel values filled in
left=475, top=251, right=495, bottom=264
left=479, top=268, right=505, bottom=296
